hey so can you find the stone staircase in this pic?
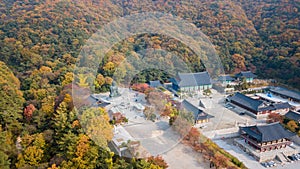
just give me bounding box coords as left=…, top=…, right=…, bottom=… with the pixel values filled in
left=276, top=152, right=289, bottom=164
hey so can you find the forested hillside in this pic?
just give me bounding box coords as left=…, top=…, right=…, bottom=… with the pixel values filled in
left=0, top=0, right=299, bottom=168
left=237, top=0, right=300, bottom=87
left=0, top=0, right=299, bottom=88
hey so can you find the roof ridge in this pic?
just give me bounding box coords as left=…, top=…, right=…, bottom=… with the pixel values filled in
left=288, top=110, right=300, bottom=114
left=256, top=122, right=280, bottom=127
left=178, top=71, right=208, bottom=75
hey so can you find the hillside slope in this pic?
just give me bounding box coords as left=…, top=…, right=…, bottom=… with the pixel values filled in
left=1, top=0, right=298, bottom=89
left=0, top=0, right=299, bottom=168
left=237, top=0, right=300, bottom=87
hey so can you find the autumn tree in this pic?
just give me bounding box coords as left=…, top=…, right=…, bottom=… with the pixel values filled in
left=80, top=108, right=113, bottom=148
left=94, top=74, right=105, bottom=88
left=77, top=74, right=89, bottom=88
left=146, top=91, right=168, bottom=114
left=60, top=134, right=99, bottom=169
left=143, top=106, right=156, bottom=121
left=185, top=127, right=201, bottom=146
left=105, top=77, right=113, bottom=86
left=161, top=102, right=178, bottom=117
left=16, top=133, right=46, bottom=168
left=48, top=164, right=59, bottom=169
left=131, top=83, right=151, bottom=93
left=232, top=54, right=246, bottom=70
left=172, top=113, right=193, bottom=137
left=147, top=156, right=168, bottom=169
left=103, top=62, right=115, bottom=76
left=286, top=120, right=298, bottom=132
left=212, top=153, right=229, bottom=169
left=267, top=113, right=283, bottom=123
left=24, top=104, right=36, bottom=121
left=62, top=72, right=74, bottom=86
left=0, top=1, right=295, bottom=168
left=131, top=158, right=163, bottom=169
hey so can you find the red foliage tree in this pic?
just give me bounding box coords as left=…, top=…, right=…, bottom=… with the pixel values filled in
left=267, top=113, right=283, bottom=123
left=184, top=127, right=201, bottom=146
left=147, top=156, right=168, bottom=169
left=212, top=153, right=229, bottom=169
left=24, top=104, right=36, bottom=121
left=131, top=83, right=151, bottom=93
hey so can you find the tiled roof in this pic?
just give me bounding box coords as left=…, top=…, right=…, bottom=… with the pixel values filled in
left=148, top=80, right=162, bottom=88
left=176, top=72, right=212, bottom=87
left=273, top=102, right=292, bottom=110
left=218, top=75, right=235, bottom=82
left=285, top=111, right=300, bottom=122
left=197, top=111, right=214, bottom=120
left=236, top=71, right=256, bottom=79
left=229, top=93, right=291, bottom=112
left=270, top=87, right=300, bottom=101
left=240, top=122, right=295, bottom=142
left=229, top=92, right=264, bottom=112
left=181, top=100, right=213, bottom=121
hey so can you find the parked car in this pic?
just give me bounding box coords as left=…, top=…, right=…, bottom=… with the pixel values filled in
left=288, top=155, right=297, bottom=162
left=268, top=161, right=276, bottom=167
left=224, top=104, right=234, bottom=109
left=261, top=162, right=270, bottom=168
left=293, top=154, right=300, bottom=160
left=239, top=112, right=246, bottom=115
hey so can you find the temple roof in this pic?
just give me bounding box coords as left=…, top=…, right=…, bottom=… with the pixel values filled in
left=181, top=100, right=214, bottom=121
left=229, top=92, right=264, bottom=112
left=235, top=71, right=256, bottom=79
left=229, top=92, right=291, bottom=112
left=174, top=72, right=212, bottom=87
left=148, top=80, right=162, bottom=88
left=240, top=122, right=295, bottom=142
left=285, top=110, right=300, bottom=122
left=273, top=102, right=292, bottom=109
left=270, top=87, right=300, bottom=101
left=218, top=75, right=235, bottom=82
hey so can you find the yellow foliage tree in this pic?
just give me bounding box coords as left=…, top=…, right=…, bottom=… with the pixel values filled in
left=94, top=74, right=105, bottom=88
left=287, top=120, right=298, bottom=132
left=80, top=108, right=113, bottom=148
left=77, top=74, right=89, bottom=87
left=62, top=72, right=74, bottom=86
left=103, top=62, right=115, bottom=76
left=105, top=77, right=113, bottom=85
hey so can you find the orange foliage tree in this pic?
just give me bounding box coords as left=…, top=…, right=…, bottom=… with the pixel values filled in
left=24, top=104, right=36, bottom=121
left=267, top=113, right=283, bottom=123
left=147, top=156, right=168, bottom=169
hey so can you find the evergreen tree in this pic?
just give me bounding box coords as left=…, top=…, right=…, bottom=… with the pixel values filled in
left=0, top=125, right=10, bottom=169
left=0, top=61, right=24, bottom=133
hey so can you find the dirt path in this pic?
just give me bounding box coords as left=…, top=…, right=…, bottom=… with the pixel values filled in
left=162, top=143, right=210, bottom=169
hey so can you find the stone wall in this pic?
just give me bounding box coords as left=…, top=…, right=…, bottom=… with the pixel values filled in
left=203, top=127, right=240, bottom=139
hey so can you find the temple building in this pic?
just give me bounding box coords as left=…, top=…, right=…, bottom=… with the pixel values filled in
left=170, top=71, right=212, bottom=92
left=269, top=87, right=300, bottom=103
left=235, top=71, right=256, bottom=83
left=228, top=92, right=291, bottom=116
left=181, top=100, right=214, bottom=124
left=240, top=123, right=295, bottom=152
left=218, top=75, right=236, bottom=85
left=285, top=110, right=300, bottom=123
left=148, top=80, right=163, bottom=88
